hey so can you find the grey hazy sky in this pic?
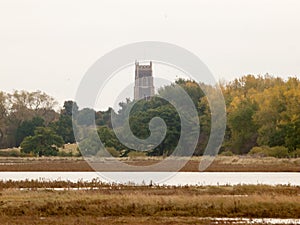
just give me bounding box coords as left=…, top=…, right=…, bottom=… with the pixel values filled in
left=1, top=0, right=300, bottom=109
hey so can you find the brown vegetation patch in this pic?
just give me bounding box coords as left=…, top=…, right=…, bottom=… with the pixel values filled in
left=0, top=184, right=299, bottom=224
left=0, top=156, right=299, bottom=172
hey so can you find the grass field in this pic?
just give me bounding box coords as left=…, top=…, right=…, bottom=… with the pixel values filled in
left=0, top=182, right=300, bottom=224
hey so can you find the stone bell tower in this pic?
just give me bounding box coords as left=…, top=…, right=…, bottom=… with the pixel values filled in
left=134, top=61, right=155, bottom=100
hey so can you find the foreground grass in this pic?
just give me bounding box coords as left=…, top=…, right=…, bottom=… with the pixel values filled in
left=0, top=182, right=299, bottom=224
left=2, top=190, right=299, bottom=218
left=0, top=216, right=233, bottom=225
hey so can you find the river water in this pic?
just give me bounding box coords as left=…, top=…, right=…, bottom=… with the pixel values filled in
left=0, top=172, right=299, bottom=186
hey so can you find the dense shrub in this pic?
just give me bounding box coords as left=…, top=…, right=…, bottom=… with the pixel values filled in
left=127, top=151, right=147, bottom=158
left=0, top=149, right=25, bottom=157
left=268, top=146, right=289, bottom=158
left=57, top=151, right=73, bottom=157
left=248, top=146, right=269, bottom=157
left=106, top=147, right=120, bottom=157
left=96, top=147, right=120, bottom=157
left=289, top=149, right=300, bottom=158
left=249, top=146, right=290, bottom=158
left=219, top=150, right=234, bottom=156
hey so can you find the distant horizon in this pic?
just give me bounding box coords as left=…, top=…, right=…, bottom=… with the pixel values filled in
left=1, top=0, right=300, bottom=110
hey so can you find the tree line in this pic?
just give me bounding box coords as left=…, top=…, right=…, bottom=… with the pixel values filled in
left=0, top=74, right=299, bottom=157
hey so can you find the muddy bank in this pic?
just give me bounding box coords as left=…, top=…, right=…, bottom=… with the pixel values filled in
left=0, top=156, right=299, bottom=172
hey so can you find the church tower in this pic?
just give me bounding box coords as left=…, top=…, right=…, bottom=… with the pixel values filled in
left=134, top=61, right=155, bottom=100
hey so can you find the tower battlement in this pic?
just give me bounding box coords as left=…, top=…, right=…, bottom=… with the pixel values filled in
left=134, top=61, right=155, bottom=100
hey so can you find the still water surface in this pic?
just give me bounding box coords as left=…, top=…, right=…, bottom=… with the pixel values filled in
left=0, top=172, right=299, bottom=186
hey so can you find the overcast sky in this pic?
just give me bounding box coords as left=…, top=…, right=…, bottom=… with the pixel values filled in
left=1, top=0, right=300, bottom=109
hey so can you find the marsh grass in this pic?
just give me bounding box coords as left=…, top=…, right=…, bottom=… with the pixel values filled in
left=0, top=216, right=233, bottom=225
left=0, top=182, right=299, bottom=220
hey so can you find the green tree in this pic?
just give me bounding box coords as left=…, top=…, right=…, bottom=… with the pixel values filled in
left=227, top=98, right=258, bottom=154
left=15, top=117, right=45, bottom=146
left=95, top=107, right=113, bottom=128
left=284, top=117, right=300, bottom=151
left=20, top=127, right=64, bottom=156
left=116, top=96, right=181, bottom=156
left=62, top=100, right=78, bottom=117
left=0, top=92, right=7, bottom=147
left=175, top=79, right=204, bottom=107
left=51, top=101, right=78, bottom=144
left=98, top=126, right=124, bottom=151
left=77, top=108, right=96, bottom=126
left=78, top=129, right=102, bottom=156
left=51, top=115, right=75, bottom=144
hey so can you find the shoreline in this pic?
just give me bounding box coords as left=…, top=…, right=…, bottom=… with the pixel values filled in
left=0, top=156, right=299, bottom=172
